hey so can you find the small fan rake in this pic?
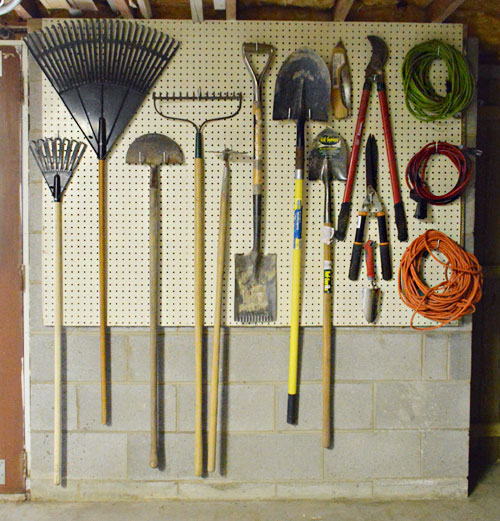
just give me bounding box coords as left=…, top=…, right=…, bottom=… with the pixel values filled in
left=26, top=20, right=180, bottom=424
left=30, top=137, right=86, bottom=486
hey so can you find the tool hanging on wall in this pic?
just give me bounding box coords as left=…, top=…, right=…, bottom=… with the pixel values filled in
left=235, top=42, right=277, bottom=324
left=405, top=141, right=474, bottom=219
left=348, top=135, right=392, bottom=282
left=153, top=90, right=242, bottom=476
left=25, top=21, right=180, bottom=426
left=335, top=35, right=408, bottom=243
left=207, top=148, right=250, bottom=473
left=308, top=127, right=347, bottom=447
left=399, top=230, right=482, bottom=330
left=402, top=39, right=475, bottom=122
left=331, top=41, right=351, bottom=120
left=125, top=134, right=184, bottom=469
left=30, top=137, right=86, bottom=486
left=273, top=48, right=330, bottom=425
left=362, top=240, right=380, bottom=324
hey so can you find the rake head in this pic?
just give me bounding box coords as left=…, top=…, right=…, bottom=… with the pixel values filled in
left=25, top=20, right=180, bottom=159
left=30, top=137, right=86, bottom=202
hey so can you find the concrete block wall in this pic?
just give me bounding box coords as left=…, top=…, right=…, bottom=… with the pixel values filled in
left=25, top=47, right=475, bottom=501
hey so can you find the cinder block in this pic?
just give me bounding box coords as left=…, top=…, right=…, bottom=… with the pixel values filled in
left=373, top=478, right=468, bottom=499
left=178, top=482, right=275, bottom=500
left=29, top=478, right=80, bottom=501
left=66, top=332, right=127, bottom=382
left=29, top=183, right=43, bottom=233
left=29, top=233, right=42, bottom=284
left=127, top=432, right=194, bottom=480
left=225, top=329, right=290, bottom=382
left=299, top=329, right=323, bottom=382
left=276, top=383, right=372, bottom=431
left=422, top=430, right=469, bottom=478
left=29, top=283, right=44, bottom=332
left=30, top=432, right=127, bottom=480
left=78, top=383, right=176, bottom=432
left=335, top=330, right=422, bottom=380
left=177, top=384, right=274, bottom=432
left=128, top=332, right=194, bottom=383
left=449, top=332, right=472, bottom=380
left=79, top=480, right=178, bottom=500
left=30, top=333, right=54, bottom=382
left=324, top=431, right=420, bottom=479
left=423, top=333, right=449, bottom=380
left=30, top=332, right=127, bottom=383
left=224, top=433, right=322, bottom=480
left=276, top=481, right=373, bottom=499
left=31, top=383, right=77, bottom=431
left=375, top=382, right=470, bottom=429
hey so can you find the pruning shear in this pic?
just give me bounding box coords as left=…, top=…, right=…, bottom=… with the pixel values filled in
left=348, top=134, right=392, bottom=282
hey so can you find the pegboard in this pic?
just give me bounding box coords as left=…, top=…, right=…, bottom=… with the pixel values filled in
left=39, top=20, right=467, bottom=327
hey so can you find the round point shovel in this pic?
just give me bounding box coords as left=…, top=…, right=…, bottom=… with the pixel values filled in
left=126, top=133, right=184, bottom=468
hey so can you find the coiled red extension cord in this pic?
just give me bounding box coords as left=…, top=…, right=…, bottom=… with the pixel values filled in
left=398, top=230, right=483, bottom=330
left=405, top=142, right=472, bottom=218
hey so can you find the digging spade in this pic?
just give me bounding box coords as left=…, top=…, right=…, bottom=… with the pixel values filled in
left=273, top=48, right=330, bottom=425
left=126, top=133, right=184, bottom=468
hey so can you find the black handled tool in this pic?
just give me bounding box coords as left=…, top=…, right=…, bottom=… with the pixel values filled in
left=348, top=135, right=391, bottom=282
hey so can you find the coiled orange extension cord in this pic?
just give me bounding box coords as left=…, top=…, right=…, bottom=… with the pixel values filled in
left=398, top=230, right=483, bottom=330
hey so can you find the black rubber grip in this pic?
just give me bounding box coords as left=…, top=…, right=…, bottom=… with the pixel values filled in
left=414, top=199, right=428, bottom=220
left=349, top=242, right=363, bottom=281
left=379, top=243, right=392, bottom=281
left=287, top=394, right=298, bottom=425
left=394, top=201, right=408, bottom=242
left=253, top=193, right=262, bottom=251
left=335, top=202, right=351, bottom=241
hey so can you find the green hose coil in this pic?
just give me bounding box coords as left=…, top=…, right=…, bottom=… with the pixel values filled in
left=402, top=39, right=475, bottom=122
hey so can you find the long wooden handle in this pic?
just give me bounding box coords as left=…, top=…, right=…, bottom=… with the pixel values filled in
left=322, top=239, right=333, bottom=448
left=54, top=202, right=63, bottom=485
left=194, top=156, right=204, bottom=477
left=149, top=184, right=160, bottom=468
left=99, top=159, right=108, bottom=425
left=207, top=168, right=230, bottom=473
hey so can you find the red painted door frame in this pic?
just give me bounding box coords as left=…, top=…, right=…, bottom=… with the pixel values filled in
left=0, top=44, right=25, bottom=494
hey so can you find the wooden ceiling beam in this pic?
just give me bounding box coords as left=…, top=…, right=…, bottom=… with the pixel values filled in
left=137, top=0, right=152, bottom=19
left=190, top=0, right=204, bottom=22
left=111, top=0, right=134, bottom=18
left=427, top=0, right=466, bottom=23
left=333, top=0, right=354, bottom=22
left=14, top=0, right=40, bottom=19
left=226, top=0, right=236, bottom=20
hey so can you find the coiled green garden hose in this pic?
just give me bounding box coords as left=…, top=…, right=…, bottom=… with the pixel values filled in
left=402, top=40, right=475, bottom=122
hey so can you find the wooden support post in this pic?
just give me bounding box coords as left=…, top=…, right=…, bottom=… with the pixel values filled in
left=137, top=0, right=152, bottom=19
left=333, top=0, right=354, bottom=22
left=14, top=0, right=40, bottom=18
left=226, top=0, right=236, bottom=20
left=427, top=0, right=466, bottom=23
left=111, top=0, right=134, bottom=19
left=190, top=0, right=204, bottom=22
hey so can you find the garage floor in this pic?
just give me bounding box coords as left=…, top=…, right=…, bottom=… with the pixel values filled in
left=1, top=464, right=499, bottom=521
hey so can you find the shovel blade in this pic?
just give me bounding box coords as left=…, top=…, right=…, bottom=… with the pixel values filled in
left=126, top=133, right=184, bottom=166
left=273, top=48, right=330, bottom=122
left=234, top=253, right=277, bottom=323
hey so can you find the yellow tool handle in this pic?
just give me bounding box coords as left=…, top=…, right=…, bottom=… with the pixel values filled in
left=98, top=159, right=107, bottom=425
left=322, top=236, right=333, bottom=448
left=207, top=170, right=229, bottom=473
left=194, top=156, right=204, bottom=477
left=149, top=185, right=159, bottom=469
left=53, top=201, right=62, bottom=486
left=332, top=87, right=348, bottom=120
left=287, top=178, right=303, bottom=423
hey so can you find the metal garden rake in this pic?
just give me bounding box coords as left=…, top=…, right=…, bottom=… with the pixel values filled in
left=25, top=20, right=180, bottom=425
left=30, top=137, right=86, bottom=486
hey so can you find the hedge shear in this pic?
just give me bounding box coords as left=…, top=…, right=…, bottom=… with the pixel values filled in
left=348, top=134, right=392, bottom=282
left=335, top=35, right=408, bottom=243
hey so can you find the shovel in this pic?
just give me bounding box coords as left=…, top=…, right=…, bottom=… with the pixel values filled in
left=308, top=128, right=347, bottom=447
left=273, top=48, right=330, bottom=424
left=126, top=133, right=184, bottom=468
left=234, top=42, right=277, bottom=324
